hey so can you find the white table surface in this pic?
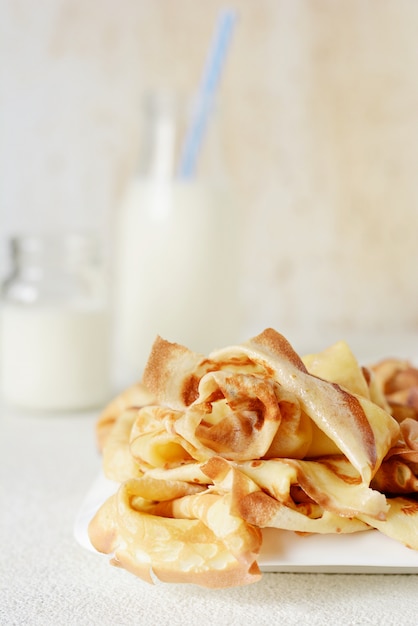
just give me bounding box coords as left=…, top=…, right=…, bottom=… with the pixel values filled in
left=2, top=403, right=418, bottom=626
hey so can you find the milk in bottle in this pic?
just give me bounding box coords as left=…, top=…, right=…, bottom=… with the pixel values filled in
left=112, top=93, right=243, bottom=388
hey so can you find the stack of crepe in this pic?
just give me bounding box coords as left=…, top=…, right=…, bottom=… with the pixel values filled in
left=88, top=328, right=418, bottom=588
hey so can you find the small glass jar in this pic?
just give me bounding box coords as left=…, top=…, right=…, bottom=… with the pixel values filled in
left=0, top=233, right=111, bottom=411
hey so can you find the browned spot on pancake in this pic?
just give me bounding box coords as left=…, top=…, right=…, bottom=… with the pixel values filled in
left=362, top=366, right=372, bottom=386
left=290, top=485, right=316, bottom=504
left=200, top=358, right=218, bottom=370
left=201, top=456, right=230, bottom=481
left=293, top=472, right=333, bottom=511
left=333, top=383, right=377, bottom=469
left=317, top=456, right=362, bottom=485
left=206, top=388, right=225, bottom=404
left=237, top=491, right=279, bottom=527
left=399, top=498, right=418, bottom=516
left=226, top=356, right=255, bottom=366
left=218, top=392, right=266, bottom=431
left=181, top=374, right=200, bottom=406
left=196, top=415, right=255, bottom=453
left=250, top=328, right=308, bottom=373
left=142, top=337, right=172, bottom=393
left=200, top=388, right=225, bottom=412
left=142, top=336, right=192, bottom=397
left=217, top=356, right=257, bottom=368
left=208, top=355, right=274, bottom=377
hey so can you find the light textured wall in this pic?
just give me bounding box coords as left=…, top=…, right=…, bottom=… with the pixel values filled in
left=1, top=0, right=418, bottom=356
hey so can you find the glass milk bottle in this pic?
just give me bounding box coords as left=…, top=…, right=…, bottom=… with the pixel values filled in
left=0, top=234, right=111, bottom=411
left=112, top=92, right=243, bottom=388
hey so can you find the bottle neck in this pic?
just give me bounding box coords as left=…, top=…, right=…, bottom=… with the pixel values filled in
left=135, top=91, right=225, bottom=184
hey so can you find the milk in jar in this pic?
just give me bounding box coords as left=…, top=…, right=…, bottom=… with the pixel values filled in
left=0, top=234, right=111, bottom=411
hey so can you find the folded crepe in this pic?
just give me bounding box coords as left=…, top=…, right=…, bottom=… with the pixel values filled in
left=370, top=358, right=418, bottom=422
left=88, top=328, right=418, bottom=588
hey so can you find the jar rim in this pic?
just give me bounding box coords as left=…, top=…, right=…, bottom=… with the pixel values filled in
left=9, top=231, right=101, bottom=251
left=8, top=232, right=103, bottom=267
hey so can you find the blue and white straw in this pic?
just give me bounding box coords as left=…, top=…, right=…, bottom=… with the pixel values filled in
left=177, top=8, right=237, bottom=179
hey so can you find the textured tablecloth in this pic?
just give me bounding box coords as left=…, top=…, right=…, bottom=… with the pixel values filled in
left=2, top=405, right=418, bottom=626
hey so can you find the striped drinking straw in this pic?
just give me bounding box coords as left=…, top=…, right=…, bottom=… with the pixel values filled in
left=177, top=8, right=237, bottom=179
